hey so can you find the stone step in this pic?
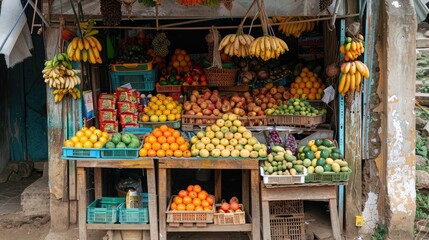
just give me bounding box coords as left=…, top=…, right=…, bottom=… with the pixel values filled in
left=21, top=176, right=50, bottom=216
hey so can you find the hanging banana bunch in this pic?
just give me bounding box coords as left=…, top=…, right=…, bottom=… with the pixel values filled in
left=66, top=20, right=103, bottom=64
left=249, top=0, right=289, bottom=61
left=42, top=53, right=82, bottom=103
left=218, top=28, right=254, bottom=58
left=338, top=60, right=369, bottom=96
left=270, top=16, right=317, bottom=38
left=339, top=34, right=365, bottom=61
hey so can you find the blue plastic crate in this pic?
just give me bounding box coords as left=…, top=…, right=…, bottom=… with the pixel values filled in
left=122, top=127, right=152, bottom=136
left=62, top=147, right=101, bottom=159
left=110, top=65, right=158, bottom=92
left=118, top=193, right=149, bottom=224
left=87, top=197, right=125, bottom=224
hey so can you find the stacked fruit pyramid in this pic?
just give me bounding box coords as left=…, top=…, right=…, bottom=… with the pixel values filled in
left=139, top=125, right=191, bottom=158
left=64, top=126, right=110, bottom=149
left=289, top=67, right=325, bottom=100
left=141, top=94, right=182, bottom=123
left=169, top=185, right=215, bottom=211
left=190, top=113, right=268, bottom=158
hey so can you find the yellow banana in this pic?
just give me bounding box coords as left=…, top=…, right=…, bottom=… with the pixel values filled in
left=229, top=34, right=236, bottom=43
left=83, top=38, right=90, bottom=50
left=82, top=49, right=88, bottom=62
left=77, top=38, right=84, bottom=51
left=343, top=73, right=351, bottom=94
left=350, top=73, right=356, bottom=91
left=71, top=37, right=78, bottom=49
left=89, top=36, right=102, bottom=51
left=88, top=47, right=96, bottom=64
left=92, top=47, right=100, bottom=59
left=74, top=48, right=81, bottom=61
left=355, top=71, right=362, bottom=88
left=349, top=62, right=356, bottom=74
left=338, top=73, right=347, bottom=93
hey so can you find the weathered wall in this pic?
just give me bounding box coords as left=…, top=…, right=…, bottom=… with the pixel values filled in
left=0, top=55, right=10, bottom=173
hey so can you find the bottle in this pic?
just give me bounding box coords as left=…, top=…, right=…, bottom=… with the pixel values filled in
left=126, top=188, right=139, bottom=209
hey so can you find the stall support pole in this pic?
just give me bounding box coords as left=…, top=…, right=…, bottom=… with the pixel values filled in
left=338, top=19, right=346, bottom=231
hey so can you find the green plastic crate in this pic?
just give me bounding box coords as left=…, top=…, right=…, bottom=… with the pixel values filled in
left=110, top=65, right=158, bottom=92
left=118, top=193, right=149, bottom=224
left=138, top=120, right=181, bottom=130
left=100, top=141, right=143, bottom=159
left=304, top=170, right=351, bottom=183
left=87, top=197, right=125, bottom=224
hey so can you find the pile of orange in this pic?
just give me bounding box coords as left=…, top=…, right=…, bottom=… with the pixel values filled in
left=168, top=49, right=192, bottom=74
left=141, top=94, right=182, bottom=123
left=139, top=125, right=191, bottom=158
left=289, top=67, right=325, bottom=100
left=169, top=185, right=215, bottom=211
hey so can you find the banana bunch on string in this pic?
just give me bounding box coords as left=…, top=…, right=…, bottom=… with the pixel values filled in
left=270, top=16, right=317, bottom=38
left=218, top=29, right=255, bottom=58
left=66, top=20, right=103, bottom=64
left=339, top=34, right=365, bottom=61
left=42, top=53, right=82, bottom=103
left=338, top=60, right=370, bottom=96
left=249, top=35, right=288, bottom=61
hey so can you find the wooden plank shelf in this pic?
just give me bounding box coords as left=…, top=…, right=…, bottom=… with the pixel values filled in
left=167, top=223, right=253, bottom=232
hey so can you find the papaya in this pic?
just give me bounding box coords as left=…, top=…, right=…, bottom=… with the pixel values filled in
left=272, top=146, right=285, bottom=153
left=274, top=155, right=284, bottom=161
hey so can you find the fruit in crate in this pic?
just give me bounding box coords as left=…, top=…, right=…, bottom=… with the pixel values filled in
left=252, top=83, right=291, bottom=109
left=289, top=67, right=325, bottom=100
left=64, top=126, right=110, bottom=148
left=139, top=125, right=191, bottom=158
left=265, top=98, right=327, bottom=116
left=217, top=197, right=242, bottom=213
left=141, top=94, right=182, bottom=122
left=105, top=132, right=141, bottom=149
left=182, top=67, right=207, bottom=86
left=66, top=21, right=103, bottom=64
left=42, top=53, right=82, bottom=103
left=261, top=146, right=303, bottom=176
left=190, top=113, right=267, bottom=158
left=170, top=185, right=214, bottom=211
left=168, top=49, right=192, bottom=75
left=177, top=0, right=204, bottom=6
left=298, top=139, right=350, bottom=174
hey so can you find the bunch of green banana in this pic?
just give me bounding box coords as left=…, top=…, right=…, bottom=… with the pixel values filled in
left=218, top=31, right=255, bottom=58
left=249, top=35, right=289, bottom=61
left=53, top=88, right=82, bottom=103
left=270, top=16, right=317, bottom=38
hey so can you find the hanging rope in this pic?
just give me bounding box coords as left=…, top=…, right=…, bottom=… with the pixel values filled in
left=210, top=26, right=222, bottom=69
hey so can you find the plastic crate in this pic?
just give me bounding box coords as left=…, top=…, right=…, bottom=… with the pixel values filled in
left=166, top=195, right=215, bottom=223
left=87, top=197, right=125, bottom=224
left=138, top=120, right=181, bottom=130
left=118, top=193, right=149, bottom=224
left=122, top=127, right=152, bottom=136
left=110, top=62, right=153, bottom=72
left=270, top=214, right=305, bottom=240
left=110, top=65, right=158, bottom=92
left=100, top=141, right=143, bottom=159
left=260, top=167, right=306, bottom=185
left=213, top=204, right=245, bottom=225
left=305, top=169, right=351, bottom=183
left=266, top=114, right=326, bottom=127
left=269, top=200, right=304, bottom=216
left=62, top=147, right=101, bottom=159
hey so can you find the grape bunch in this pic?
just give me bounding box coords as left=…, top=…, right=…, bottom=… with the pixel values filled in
left=267, top=129, right=282, bottom=146
left=284, top=134, right=297, bottom=155
left=152, top=32, right=171, bottom=57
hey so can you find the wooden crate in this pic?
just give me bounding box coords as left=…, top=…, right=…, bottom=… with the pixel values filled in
left=181, top=114, right=267, bottom=131
left=166, top=195, right=215, bottom=226
left=213, top=204, right=245, bottom=225
left=270, top=214, right=305, bottom=240
left=266, top=114, right=326, bottom=127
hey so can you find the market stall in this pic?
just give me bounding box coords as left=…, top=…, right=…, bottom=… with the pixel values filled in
left=42, top=0, right=369, bottom=239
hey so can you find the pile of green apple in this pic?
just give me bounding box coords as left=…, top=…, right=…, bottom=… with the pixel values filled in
left=265, top=98, right=327, bottom=116
left=190, top=113, right=268, bottom=158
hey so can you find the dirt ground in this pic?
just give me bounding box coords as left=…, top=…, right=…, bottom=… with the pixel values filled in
left=0, top=211, right=51, bottom=240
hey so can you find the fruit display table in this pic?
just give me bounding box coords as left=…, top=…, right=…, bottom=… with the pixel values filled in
left=77, top=158, right=158, bottom=240
left=260, top=182, right=346, bottom=240
left=158, top=157, right=261, bottom=240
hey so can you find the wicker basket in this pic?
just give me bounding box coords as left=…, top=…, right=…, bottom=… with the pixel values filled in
left=205, top=67, right=238, bottom=86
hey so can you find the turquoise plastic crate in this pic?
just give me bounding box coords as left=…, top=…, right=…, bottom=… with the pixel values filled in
left=100, top=141, right=143, bottom=159
left=122, top=127, right=152, bottom=136
left=110, top=65, right=158, bottom=92
left=87, top=197, right=125, bottom=224
left=62, top=147, right=101, bottom=159
left=118, top=193, right=149, bottom=224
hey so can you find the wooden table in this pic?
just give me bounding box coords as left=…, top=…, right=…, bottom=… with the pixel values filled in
left=158, top=158, right=261, bottom=240
left=77, top=158, right=158, bottom=240
left=261, top=183, right=345, bottom=240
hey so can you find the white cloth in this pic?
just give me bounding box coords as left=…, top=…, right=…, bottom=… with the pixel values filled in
left=0, top=0, right=33, bottom=68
